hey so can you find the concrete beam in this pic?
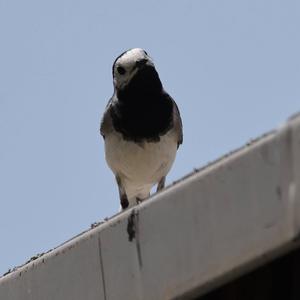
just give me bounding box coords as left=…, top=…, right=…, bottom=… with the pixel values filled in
left=1, top=113, right=300, bottom=300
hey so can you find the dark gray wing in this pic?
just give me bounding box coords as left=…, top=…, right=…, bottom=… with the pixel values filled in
left=100, top=97, right=114, bottom=139
left=171, top=98, right=183, bottom=148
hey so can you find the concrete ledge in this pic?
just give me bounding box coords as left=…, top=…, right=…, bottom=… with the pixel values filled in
left=1, top=113, right=300, bottom=300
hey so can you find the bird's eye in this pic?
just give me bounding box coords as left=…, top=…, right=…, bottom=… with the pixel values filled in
left=117, top=66, right=126, bottom=75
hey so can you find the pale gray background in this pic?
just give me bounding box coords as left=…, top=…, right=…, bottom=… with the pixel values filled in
left=0, top=0, right=299, bottom=274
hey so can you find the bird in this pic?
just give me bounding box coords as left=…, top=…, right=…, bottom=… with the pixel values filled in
left=100, top=48, right=183, bottom=210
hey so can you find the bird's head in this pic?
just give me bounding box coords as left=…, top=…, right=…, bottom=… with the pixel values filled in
left=112, top=48, right=161, bottom=93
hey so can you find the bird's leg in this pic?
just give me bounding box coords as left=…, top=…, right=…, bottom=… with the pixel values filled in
left=157, top=176, right=166, bottom=192
left=116, top=175, right=129, bottom=209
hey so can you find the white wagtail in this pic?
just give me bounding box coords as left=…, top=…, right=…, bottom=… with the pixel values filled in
left=100, top=48, right=183, bottom=210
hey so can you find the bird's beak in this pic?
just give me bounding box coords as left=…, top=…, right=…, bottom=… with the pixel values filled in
left=135, top=58, right=149, bottom=70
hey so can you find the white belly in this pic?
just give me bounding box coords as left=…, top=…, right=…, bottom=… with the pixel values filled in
left=105, top=129, right=178, bottom=200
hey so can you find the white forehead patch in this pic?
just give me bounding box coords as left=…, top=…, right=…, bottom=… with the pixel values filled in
left=116, top=48, right=148, bottom=68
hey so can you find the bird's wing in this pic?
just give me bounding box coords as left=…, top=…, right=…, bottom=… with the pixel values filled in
left=173, top=100, right=183, bottom=148
left=100, top=98, right=114, bottom=139
left=166, top=95, right=183, bottom=148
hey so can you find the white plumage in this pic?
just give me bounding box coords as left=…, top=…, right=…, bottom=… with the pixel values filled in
left=105, top=127, right=178, bottom=206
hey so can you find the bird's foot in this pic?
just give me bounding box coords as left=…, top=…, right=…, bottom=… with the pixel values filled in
left=121, top=195, right=129, bottom=209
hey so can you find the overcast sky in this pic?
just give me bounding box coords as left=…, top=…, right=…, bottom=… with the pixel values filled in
left=0, top=0, right=299, bottom=274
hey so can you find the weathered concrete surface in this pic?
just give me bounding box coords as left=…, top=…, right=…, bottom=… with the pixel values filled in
left=1, top=113, right=300, bottom=300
